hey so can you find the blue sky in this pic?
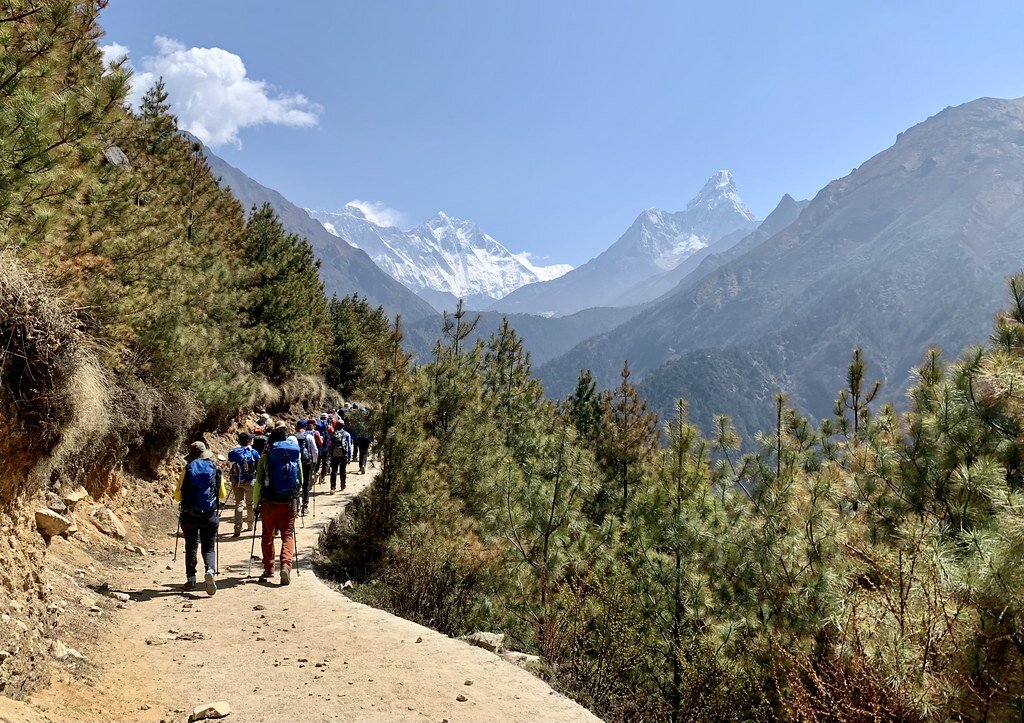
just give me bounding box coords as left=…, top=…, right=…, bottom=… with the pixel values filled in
left=100, top=1, right=1024, bottom=266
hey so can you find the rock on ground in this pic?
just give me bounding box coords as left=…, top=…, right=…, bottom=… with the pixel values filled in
left=189, top=701, right=231, bottom=721
left=35, top=508, right=72, bottom=538
left=89, top=505, right=126, bottom=538
left=62, top=486, right=89, bottom=511
left=459, top=631, right=506, bottom=653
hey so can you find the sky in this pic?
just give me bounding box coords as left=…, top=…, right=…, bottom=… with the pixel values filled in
left=99, top=1, right=1024, bottom=267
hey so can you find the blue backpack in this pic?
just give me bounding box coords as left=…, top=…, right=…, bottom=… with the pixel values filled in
left=315, top=419, right=328, bottom=438
left=182, top=459, right=220, bottom=514
left=264, top=439, right=301, bottom=502
left=228, top=446, right=259, bottom=485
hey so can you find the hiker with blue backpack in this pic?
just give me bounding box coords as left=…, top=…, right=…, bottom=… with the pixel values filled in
left=253, top=422, right=303, bottom=586
left=228, top=432, right=260, bottom=538
left=175, top=441, right=229, bottom=596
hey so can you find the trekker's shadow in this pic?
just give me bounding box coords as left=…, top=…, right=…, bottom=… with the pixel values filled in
left=129, top=575, right=253, bottom=602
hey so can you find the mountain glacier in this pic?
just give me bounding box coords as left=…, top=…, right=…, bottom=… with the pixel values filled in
left=307, top=206, right=571, bottom=309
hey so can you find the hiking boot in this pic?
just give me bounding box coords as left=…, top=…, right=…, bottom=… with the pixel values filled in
left=301, top=505, right=308, bottom=516
left=280, top=567, right=291, bottom=586
left=330, top=486, right=336, bottom=492
left=259, top=569, right=272, bottom=582
left=183, top=576, right=196, bottom=592
left=204, top=569, right=217, bottom=597
left=232, top=530, right=241, bottom=538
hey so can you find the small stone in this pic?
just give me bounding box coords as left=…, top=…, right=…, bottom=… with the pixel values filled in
left=456, top=694, right=468, bottom=702
left=166, top=565, right=173, bottom=570
left=253, top=604, right=265, bottom=611
left=416, top=637, right=423, bottom=643
left=464, top=680, right=473, bottom=686
left=89, top=605, right=101, bottom=613
left=188, top=700, right=231, bottom=721
left=140, top=704, right=151, bottom=710
left=108, top=592, right=130, bottom=603
left=35, top=509, right=72, bottom=538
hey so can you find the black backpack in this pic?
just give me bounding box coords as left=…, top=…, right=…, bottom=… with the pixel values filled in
left=293, top=432, right=312, bottom=466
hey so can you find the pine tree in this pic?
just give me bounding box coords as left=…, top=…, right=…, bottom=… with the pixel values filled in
left=588, top=361, right=660, bottom=523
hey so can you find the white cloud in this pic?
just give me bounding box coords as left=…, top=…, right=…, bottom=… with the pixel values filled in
left=101, top=36, right=320, bottom=148
left=345, top=200, right=409, bottom=229
left=100, top=42, right=129, bottom=68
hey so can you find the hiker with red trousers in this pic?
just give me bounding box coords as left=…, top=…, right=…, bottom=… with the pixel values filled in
left=253, top=422, right=303, bottom=586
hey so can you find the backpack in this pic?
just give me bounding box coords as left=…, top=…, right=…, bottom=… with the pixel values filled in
left=315, top=419, right=328, bottom=437
left=228, top=446, right=259, bottom=485
left=331, top=429, right=350, bottom=459
left=181, top=459, right=220, bottom=514
left=263, top=439, right=301, bottom=502
left=293, top=432, right=312, bottom=466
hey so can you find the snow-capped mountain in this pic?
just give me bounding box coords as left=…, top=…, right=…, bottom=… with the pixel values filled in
left=488, top=170, right=759, bottom=316
left=308, top=206, right=572, bottom=310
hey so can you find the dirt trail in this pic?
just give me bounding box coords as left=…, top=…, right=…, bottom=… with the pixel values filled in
left=5, top=463, right=600, bottom=723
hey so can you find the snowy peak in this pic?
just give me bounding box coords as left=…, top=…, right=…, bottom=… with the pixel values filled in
left=610, top=170, right=759, bottom=271
left=684, top=169, right=758, bottom=225
left=307, top=206, right=572, bottom=307
left=489, top=170, right=759, bottom=316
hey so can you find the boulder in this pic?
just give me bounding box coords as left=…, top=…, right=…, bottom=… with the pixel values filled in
left=500, top=650, right=543, bottom=671
left=189, top=701, right=231, bottom=721
left=89, top=505, right=126, bottom=538
left=61, top=486, right=88, bottom=511
left=458, top=631, right=505, bottom=653
left=35, top=509, right=72, bottom=538
left=46, top=492, right=68, bottom=514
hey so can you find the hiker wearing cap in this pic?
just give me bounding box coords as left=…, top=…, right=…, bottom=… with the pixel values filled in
left=293, top=419, right=318, bottom=515
left=174, top=441, right=228, bottom=595
left=228, top=432, right=260, bottom=538
left=328, top=419, right=353, bottom=492
left=253, top=422, right=303, bottom=585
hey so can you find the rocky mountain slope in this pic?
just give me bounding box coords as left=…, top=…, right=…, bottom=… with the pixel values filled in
left=309, top=206, right=571, bottom=311
left=489, top=171, right=759, bottom=316
left=199, top=142, right=437, bottom=323
left=540, top=97, right=1024, bottom=436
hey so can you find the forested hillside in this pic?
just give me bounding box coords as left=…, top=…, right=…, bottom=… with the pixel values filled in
left=323, top=279, right=1024, bottom=721
left=0, top=2, right=379, bottom=694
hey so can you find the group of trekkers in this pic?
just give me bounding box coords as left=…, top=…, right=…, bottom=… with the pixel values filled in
left=174, top=403, right=374, bottom=596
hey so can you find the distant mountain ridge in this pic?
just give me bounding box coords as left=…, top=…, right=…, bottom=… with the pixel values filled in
left=540, top=97, right=1024, bottom=438
left=308, top=206, right=572, bottom=311
left=488, top=171, right=759, bottom=316
left=197, top=140, right=437, bottom=322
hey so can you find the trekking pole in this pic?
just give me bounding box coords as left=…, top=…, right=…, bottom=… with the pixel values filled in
left=246, top=514, right=260, bottom=579
left=292, top=519, right=300, bottom=576
left=173, top=516, right=181, bottom=562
